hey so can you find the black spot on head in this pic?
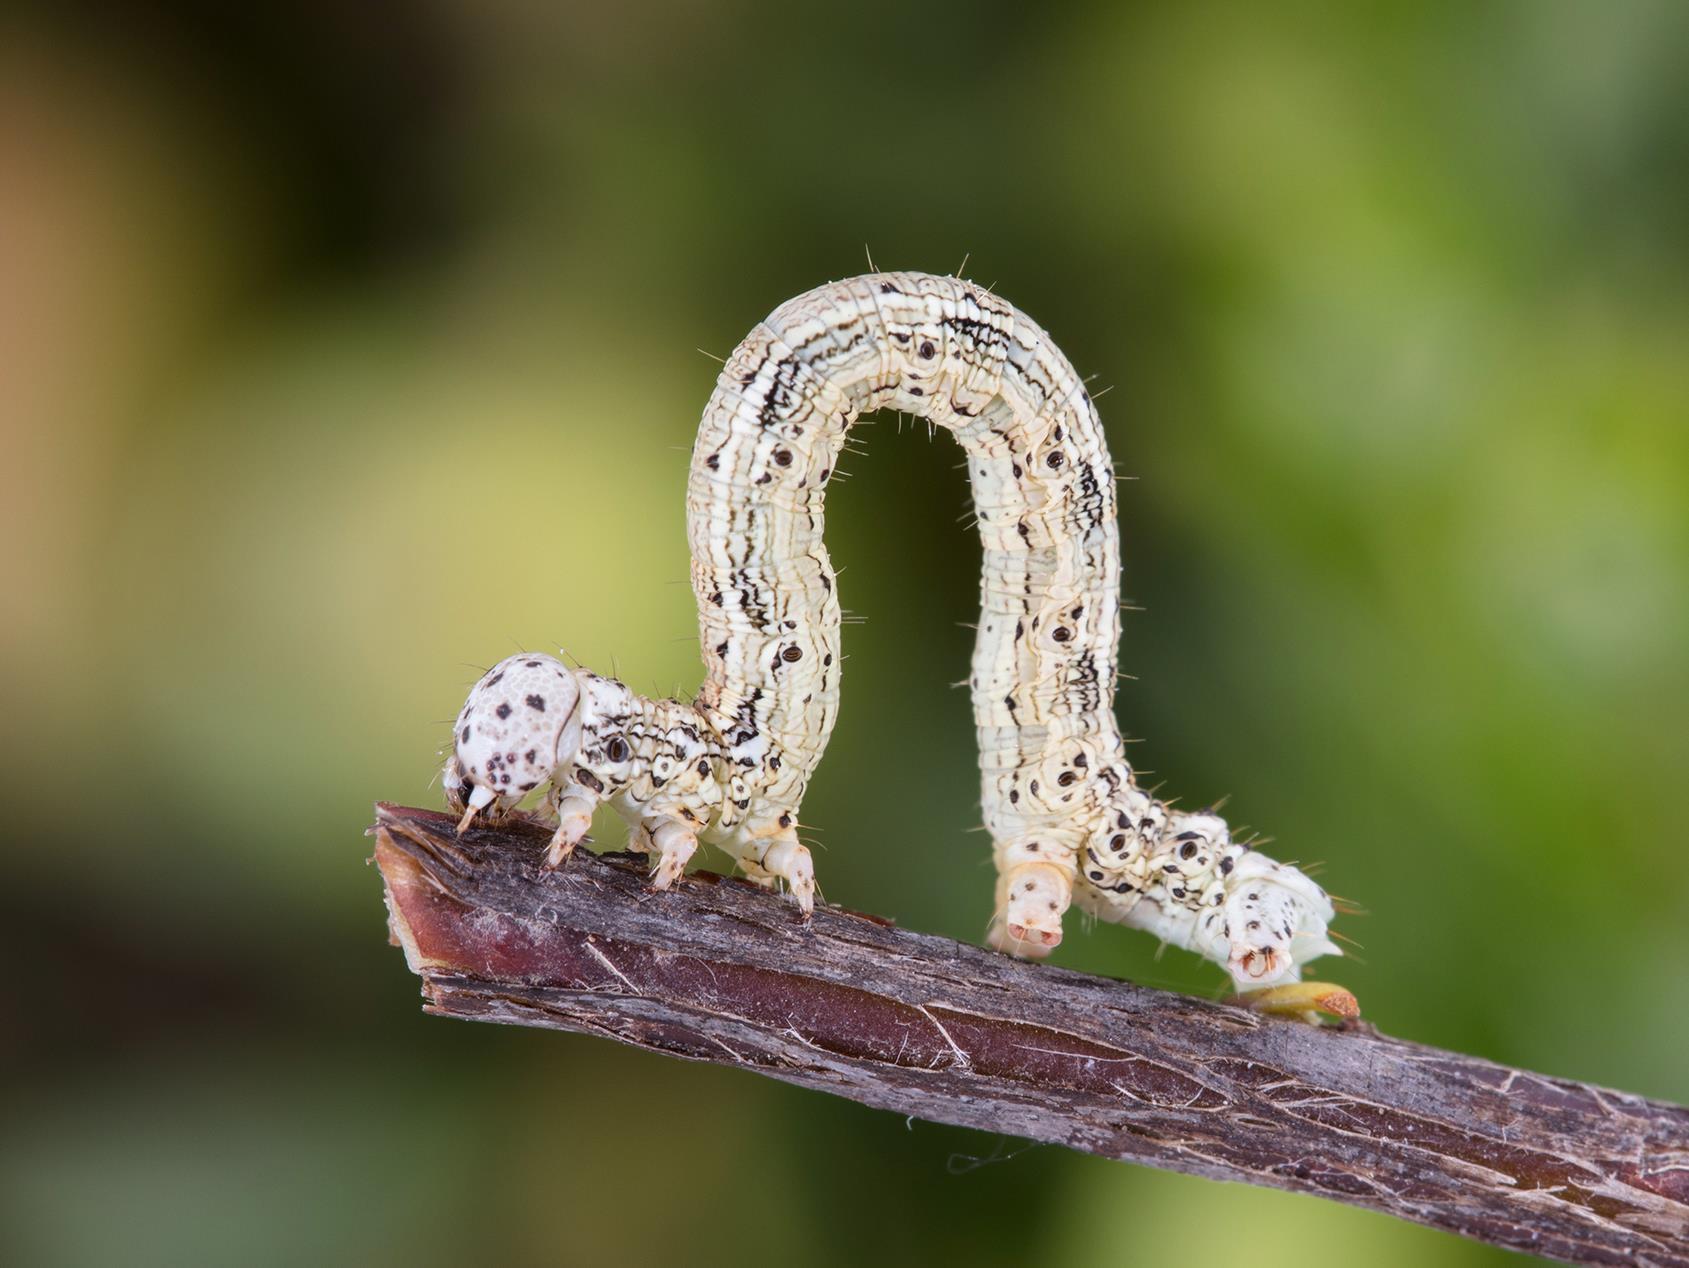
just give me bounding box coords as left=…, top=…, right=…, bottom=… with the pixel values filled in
left=525, top=660, right=540, bottom=668
left=461, top=726, right=470, bottom=743
left=486, top=671, right=505, bottom=687
left=526, top=694, right=545, bottom=711
left=496, top=703, right=512, bottom=719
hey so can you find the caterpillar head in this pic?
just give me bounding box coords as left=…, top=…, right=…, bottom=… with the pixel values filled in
left=1198, top=851, right=1341, bottom=990
left=445, top=653, right=583, bottom=830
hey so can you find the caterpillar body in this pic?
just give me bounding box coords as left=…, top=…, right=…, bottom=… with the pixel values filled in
left=445, top=273, right=1341, bottom=992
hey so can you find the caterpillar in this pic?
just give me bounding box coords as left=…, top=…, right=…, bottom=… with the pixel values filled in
left=444, top=272, right=1342, bottom=993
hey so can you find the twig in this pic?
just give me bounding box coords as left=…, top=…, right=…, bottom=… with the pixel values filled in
left=371, top=803, right=1688, bottom=1267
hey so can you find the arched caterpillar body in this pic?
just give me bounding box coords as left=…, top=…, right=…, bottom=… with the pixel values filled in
left=446, top=273, right=1341, bottom=991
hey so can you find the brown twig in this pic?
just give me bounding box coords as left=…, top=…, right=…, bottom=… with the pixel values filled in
left=371, top=803, right=1687, bottom=1267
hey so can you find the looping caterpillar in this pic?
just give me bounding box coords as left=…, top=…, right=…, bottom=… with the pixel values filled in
left=445, top=273, right=1341, bottom=991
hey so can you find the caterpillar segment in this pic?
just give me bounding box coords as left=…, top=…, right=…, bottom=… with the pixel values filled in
left=444, top=273, right=1346, bottom=997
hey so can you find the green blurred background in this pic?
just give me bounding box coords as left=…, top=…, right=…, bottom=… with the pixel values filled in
left=3, top=1, right=1685, bottom=1264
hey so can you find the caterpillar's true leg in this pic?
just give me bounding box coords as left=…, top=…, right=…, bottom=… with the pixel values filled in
left=732, top=830, right=816, bottom=916
left=633, top=815, right=700, bottom=890
left=988, top=841, right=1078, bottom=959
left=542, top=782, right=601, bottom=869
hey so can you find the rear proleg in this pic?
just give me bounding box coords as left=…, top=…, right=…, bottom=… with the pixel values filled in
left=987, top=839, right=1078, bottom=959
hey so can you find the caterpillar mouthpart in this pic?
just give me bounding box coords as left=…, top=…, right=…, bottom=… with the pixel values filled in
left=456, top=782, right=497, bottom=833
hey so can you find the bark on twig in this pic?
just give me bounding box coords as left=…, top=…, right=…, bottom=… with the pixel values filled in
left=371, top=803, right=1687, bottom=1267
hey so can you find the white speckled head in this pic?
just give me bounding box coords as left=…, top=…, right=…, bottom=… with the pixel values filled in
left=1197, top=852, right=1341, bottom=990
left=445, top=654, right=583, bottom=823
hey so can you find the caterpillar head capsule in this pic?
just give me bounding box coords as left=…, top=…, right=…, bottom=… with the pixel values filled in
left=445, top=654, right=584, bottom=831
left=1201, top=851, right=1341, bottom=990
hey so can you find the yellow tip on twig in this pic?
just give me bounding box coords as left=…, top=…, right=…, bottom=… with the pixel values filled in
left=1231, top=981, right=1360, bottom=1024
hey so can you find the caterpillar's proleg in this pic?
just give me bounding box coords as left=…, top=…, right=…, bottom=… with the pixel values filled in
left=989, top=857, right=1076, bottom=959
